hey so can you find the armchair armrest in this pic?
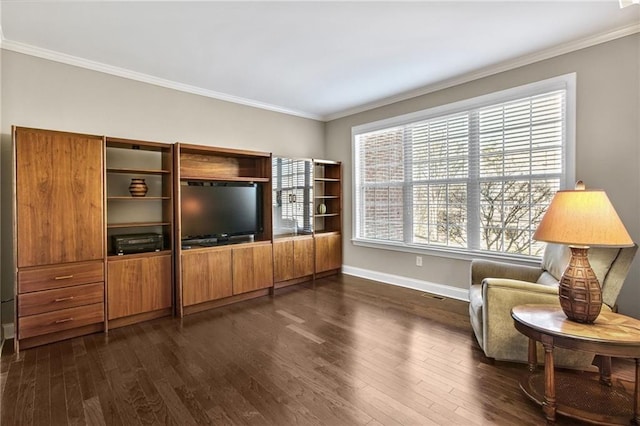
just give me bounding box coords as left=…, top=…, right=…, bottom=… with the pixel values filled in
left=471, top=259, right=542, bottom=286
left=481, top=278, right=560, bottom=362
left=482, top=278, right=558, bottom=295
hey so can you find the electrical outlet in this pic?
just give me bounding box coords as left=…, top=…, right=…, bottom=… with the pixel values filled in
left=416, top=256, right=423, bottom=267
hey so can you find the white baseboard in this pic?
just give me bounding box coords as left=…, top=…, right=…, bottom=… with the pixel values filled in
left=2, top=322, right=15, bottom=341
left=342, top=265, right=469, bottom=302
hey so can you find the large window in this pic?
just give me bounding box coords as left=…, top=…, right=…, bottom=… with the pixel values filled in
left=353, top=74, right=575, bottom=259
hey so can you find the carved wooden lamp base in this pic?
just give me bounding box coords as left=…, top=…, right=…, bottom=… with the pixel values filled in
left=558, top=246, right=602, bottom=323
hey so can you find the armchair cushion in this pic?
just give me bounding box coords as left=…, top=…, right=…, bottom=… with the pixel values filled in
left=538, top=243, right=570, bottom=281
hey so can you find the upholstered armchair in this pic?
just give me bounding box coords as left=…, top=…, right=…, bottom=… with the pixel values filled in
left=469, top=243, right=637, bottom=369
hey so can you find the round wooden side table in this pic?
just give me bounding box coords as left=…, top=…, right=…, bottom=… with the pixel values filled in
left=511, top=304, right=640, bottom=425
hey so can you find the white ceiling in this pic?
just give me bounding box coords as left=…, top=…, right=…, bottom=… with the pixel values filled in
left=1, top=1, right=639, bottom=121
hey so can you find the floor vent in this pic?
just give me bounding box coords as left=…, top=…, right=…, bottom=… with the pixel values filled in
left=422, top=293, right=445, bottom=300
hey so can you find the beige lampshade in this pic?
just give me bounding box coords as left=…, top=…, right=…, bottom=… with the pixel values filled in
left=533, top=186, right=633, bottom=247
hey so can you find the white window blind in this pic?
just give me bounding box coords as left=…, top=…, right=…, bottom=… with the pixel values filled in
left=354, top=75, right=574, bottom=259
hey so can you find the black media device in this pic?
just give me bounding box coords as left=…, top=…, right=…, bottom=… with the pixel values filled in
left=112, top=233, right=164, bottom=255
left=180, top=181, right=262, bottom=243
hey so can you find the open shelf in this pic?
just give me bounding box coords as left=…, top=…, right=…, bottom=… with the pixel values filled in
left=107, top=196, right=170, bottom=200
left=106, top=167, right=170, bottom=175
left=180, top=175, right=270, bottom=183
left=314, top=177, right=340, bottom=182
left=107, top=221, right=171, bottom=229
left=105, top=137, right=174, bottom=329
left=314, top=230, right=341, bottom=236
left=107, top=250, right=172, bottom=260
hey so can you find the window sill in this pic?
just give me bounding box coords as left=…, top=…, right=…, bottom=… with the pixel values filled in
left=351, top=238, right=541, bottom=267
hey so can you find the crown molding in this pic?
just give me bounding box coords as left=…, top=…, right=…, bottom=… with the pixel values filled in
left=0, top=38, right=324, bottom=121
left=324, top=22, right=640, bottom=122
left=1, top=22, right=638, bottom=123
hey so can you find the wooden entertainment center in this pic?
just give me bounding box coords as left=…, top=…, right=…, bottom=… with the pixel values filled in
left=12, top=126, right=342, bottom=351
left=174, top=143, right=275, bottom=316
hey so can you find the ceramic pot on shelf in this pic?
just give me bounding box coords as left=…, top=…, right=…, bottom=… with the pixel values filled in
left=129, top=178, right=148, bottom=197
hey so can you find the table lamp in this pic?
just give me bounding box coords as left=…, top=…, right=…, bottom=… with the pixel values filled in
left=533, top=181, right=633, bottom=323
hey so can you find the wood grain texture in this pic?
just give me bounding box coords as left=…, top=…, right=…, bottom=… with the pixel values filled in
left=181, top=249, right=233, bottom=306
left=314, top=232, right=342, bottom=273
left=18, top=260, right=104, bottom=293
left=180, top=153, right=240, bottom=179
left=107, top=254, right=172, bottom=320
left=293, top=237, right=314, bottom=278
left=19, top=282, right=104, bottom=317
left=273, top=236, right=313, bottom=284
left=232, top=244, right=273, bottom=295
left=18, top=324, right=104, bottom=351
left=4, top=274, right=633, bottom=425
left=513, top=304, right=640, bottom=347
left=273, top=240, right=294, bottom=282
left=19, top=303, right=105, bottom=340
left=179, top=153, right=269, bottom=181
left=183, top=289, right=270, bottom=316
left=15, top=128, right=104, bottom=267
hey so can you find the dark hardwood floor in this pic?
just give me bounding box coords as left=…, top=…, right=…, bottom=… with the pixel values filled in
left=1, top=274, right=636, bottom=425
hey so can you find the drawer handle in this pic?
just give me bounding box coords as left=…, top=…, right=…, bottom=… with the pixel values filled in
left=55, top=318, right=74, bottom=324
left=54, top=275, right=74, bottom=280
left=54, top=296, right=74, bottom=302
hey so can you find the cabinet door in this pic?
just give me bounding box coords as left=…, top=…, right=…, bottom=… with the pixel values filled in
left=16, top=128, right=104, bottom=267
left=315, top=233, right=342, bottom=273
left=233, top=244, right=273, bottom=295
left=293, top=237, right=315, bottom=278
left=107, top=255, right=172, bottom=320
left=182, top=249, right=232, bottom=306
left=273, top=240, right=294, bottom=282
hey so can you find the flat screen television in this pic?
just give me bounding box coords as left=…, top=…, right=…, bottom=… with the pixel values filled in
left=181, top=181, right=262, bottom=242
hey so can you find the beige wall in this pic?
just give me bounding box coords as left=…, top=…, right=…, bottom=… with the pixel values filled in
left=0, top=50, right=325, bottom=324
left=326, top=34, right=640, bottom=318
left=0, top=48, right=3, bottom=337
left=2, top=33, right=639, bottom=327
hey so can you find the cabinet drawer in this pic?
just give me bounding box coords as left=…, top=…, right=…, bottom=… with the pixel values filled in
left=18, top=283, right=104, bottom=317
left=19, top=261, right=104, bottom=293
left=19, top=303, right=104, bottom=340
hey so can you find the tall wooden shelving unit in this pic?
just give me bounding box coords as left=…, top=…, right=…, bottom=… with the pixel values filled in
left=13, top=127, right=106, bottom=351
left=104, top=138, right=174, bottom=328
left=175, top=143, right=273, bottom=316
left=313, top=160, right=342, bottom=276
left=271, top=156, right=315, bottom=289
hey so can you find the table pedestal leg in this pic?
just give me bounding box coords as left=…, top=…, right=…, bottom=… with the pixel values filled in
left=542, top=338, right=556, bottom=423
left=593, top=355, right=613, bottom=386
left=528, top=338, right=537, bottom=372
left=634, top=358, right=639, bottom=425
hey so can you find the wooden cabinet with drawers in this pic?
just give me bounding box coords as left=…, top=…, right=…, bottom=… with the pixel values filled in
left=16, top=261, right=105, bottom=349
left=13, top=127, right=106, bottom=351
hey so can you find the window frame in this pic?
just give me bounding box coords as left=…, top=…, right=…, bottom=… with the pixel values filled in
left=351, top=73, right=576, bottom=264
